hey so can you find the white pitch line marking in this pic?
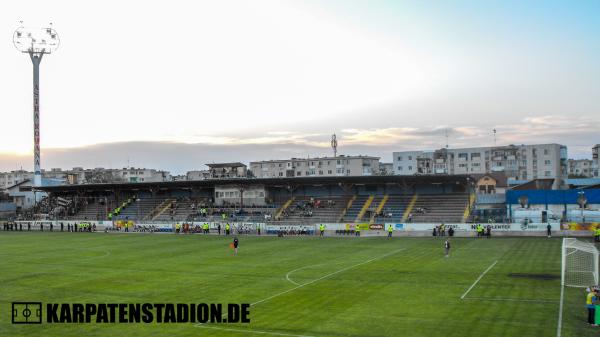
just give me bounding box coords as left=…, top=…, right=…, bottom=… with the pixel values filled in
left=196, top=324, right=316, bottom=337
left=194, top=248, right=406, bottom=336
left=556, top=283, right=564, bottom=337
left=463, top=297, right=559, bottom=303
left=460, top=260, right=498, bottom=300
left=252, top=248, right=405, bottom=307
left=285, top=264, right=327, bottom=286
left=285, top=260, right=360, bottom=286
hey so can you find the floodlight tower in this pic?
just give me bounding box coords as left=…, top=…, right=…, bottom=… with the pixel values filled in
left=13, top=23, right=60, bottom=187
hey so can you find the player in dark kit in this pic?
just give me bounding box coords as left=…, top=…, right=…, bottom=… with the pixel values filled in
left=233, top=237, right=239, bottom=256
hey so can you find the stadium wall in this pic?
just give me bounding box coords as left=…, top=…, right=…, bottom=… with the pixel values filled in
left=10, top=220, right=594, bottom=237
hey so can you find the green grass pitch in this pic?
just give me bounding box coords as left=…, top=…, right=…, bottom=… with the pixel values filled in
left=0, top=232, right=595, bottom=337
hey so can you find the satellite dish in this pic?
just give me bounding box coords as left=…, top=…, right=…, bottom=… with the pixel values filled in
left=518, top=195, right=528, bottom=208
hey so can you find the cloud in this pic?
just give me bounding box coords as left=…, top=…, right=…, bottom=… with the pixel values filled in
left=0, top=115, right=597, bottom=174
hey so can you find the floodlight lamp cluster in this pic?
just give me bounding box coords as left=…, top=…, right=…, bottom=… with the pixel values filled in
left=13, top=24, right=60, bottom=54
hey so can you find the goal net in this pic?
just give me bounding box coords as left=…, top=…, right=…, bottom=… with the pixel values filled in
left=562, top=238, right=599, bottom=288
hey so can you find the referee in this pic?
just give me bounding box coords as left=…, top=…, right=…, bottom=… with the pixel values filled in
left=444, top=239, right=451, bottom=257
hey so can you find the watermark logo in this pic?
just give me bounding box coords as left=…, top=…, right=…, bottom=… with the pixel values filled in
left=11, top=302, right=250, bottom=324
left=12, top=302, right=42, bottom=324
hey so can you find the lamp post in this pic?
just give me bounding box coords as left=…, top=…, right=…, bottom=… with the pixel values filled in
left=137, top=198, right=141, bottom=220
left=577, top=191, right=586, bottom=223
left=13, top=23, right=60, bottom=187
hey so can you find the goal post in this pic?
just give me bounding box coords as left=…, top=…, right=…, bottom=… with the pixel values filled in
left=562, top=238, right=599, bottom=288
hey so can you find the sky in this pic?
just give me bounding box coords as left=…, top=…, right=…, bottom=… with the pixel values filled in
left=1, top=0, right=599, bottom=174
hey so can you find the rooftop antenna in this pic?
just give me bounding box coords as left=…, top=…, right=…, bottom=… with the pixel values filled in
left=331, top=134, right=338, bottom=158
left=493, top=128, right=497, bottom=146
left=13, top=22, right=60, bottom=187
left=445, top=128, right=449, bottom=149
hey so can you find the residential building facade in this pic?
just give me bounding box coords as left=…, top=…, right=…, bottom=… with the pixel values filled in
left=568, top=159, right=594, bottom=178
left=186, top=170, right=211, bottom=181
left=206, top=163, right=247, bottom=179
left=249, top=155, right=380, bottom=178
left=0, top=167, right=171, bottom=190
left=0, top=170, right=33, bottom=191
left=393, top=144, right=568, bottom=181
left=593, top=144, right=599, bottom=177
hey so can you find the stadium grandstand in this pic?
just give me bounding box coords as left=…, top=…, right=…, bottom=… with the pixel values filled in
left=31, top=175, right=472, bottom=224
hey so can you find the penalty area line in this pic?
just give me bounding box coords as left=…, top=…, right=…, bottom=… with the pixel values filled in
left=463, top=297, right=559, bottom=303
left=196, top=324, right=316, bottom=337
left=253, top=248, right=406, bottom=307
left=194, top=248, right=405, bottom=336
left=460, top=260, right=498, bottom=300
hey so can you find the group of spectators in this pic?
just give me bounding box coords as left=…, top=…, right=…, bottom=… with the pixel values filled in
left=432, top=223, right=455, bottom=237
left=280, top=198, right=338, bottom=220
left=172, top=222, right=259, bottom=236
left=25, top=195, right=90, bottom=220
left=276, top=226, right=312, bottom=236
left=2, top=221, right=95, bottom=232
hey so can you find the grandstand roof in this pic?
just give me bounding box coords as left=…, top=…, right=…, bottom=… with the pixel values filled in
left=566, top=178, right=600, bottom=187
left=37, top=174, right=472, bottom=193
left=509, top=178, right=555, bottom=190
left=206, top=162, right=247, bottom=168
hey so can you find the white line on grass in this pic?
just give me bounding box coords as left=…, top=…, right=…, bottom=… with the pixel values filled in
left=285, top=263, right=333, bottom=286
left=556, top=283, right=564, bottom=337
left=285, top=246, right=434, bottom=286
left=285, top=259, right=374, bottom=286
left=195, top=325, right=316, bottom=337
left=253, top=248, right=406, bottom=307
left=460, top=260, right=498, bottom=300
left=463, top=297, right=559, bottom=303
left=193, top=248, right=406, bottom=336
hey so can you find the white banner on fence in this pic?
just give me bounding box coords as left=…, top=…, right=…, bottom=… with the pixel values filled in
left=11, top=220, right=560, bottom=233
left=310, top=222, right=560, bottom=232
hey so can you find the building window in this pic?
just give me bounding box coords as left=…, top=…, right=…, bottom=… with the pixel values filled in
left=297, top=171, right=301, bottom=176
left=408, top=156, right=412, bottom=160
left=327, top=170, right=332, bottom=174
left=408, top=166, right=412, bottom=171
left=544, top=149, right=549, bottom=155
left=318, top=170, right=323, bottom=175
left=545, top=160, right=551, bottom=165
left=398, top=166, right=403, bottom=171
left=544, top=171, right=551, bottom=177
left=397, top=156, right=402, bottom=161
